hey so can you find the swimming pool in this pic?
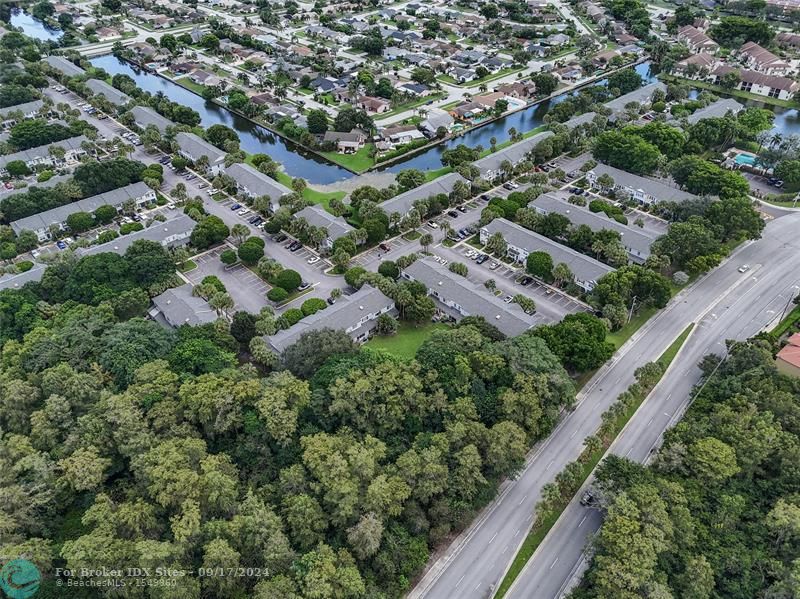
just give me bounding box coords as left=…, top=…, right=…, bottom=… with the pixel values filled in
left=735, top=153, right=758, bottom=166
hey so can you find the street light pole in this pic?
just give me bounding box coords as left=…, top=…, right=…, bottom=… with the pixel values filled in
left=627, top=294, right=638, bottom=324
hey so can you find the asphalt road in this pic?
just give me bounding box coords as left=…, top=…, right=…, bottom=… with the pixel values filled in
left=411, top=209, right=800, bottom=599
left=506, top=209, right=800, bottom=599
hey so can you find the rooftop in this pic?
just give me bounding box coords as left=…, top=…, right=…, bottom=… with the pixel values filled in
left=473, top=131, right=555, bottom=177
left=381, top=172, right=468, bottom=216
left=0, top=135, right=89, bottom=170
left=85, top=79, right=131, bottom=106
left=77, top=214, right=196, bottom=257
left=152, top=284, right=218, bottom=327
left=130, top=106, right=174, bottom=133
left=225, top=162, right=292, bottom=200
left=589, top=163, right=699, bottom=203
left=403, top=258, right=537, bottom=337
left=293, top=204, right=353, bottom=241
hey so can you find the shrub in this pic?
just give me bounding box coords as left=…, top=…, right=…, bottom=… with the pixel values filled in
left=267, top=287, right=289, bottom=303
left=283, top=308, right=304, bottom=326
left=377, top=261, right=399, bottom=280
left=301, top=297, right=327, bottom=316
left=264, top=220, right=281, bottom=234
left=220, top=249, right=238, bottom=265
left=275, top=268, right=301, bottom=292
left=15, top=260, right=33, bottom=272
left=120, top=222, right=144, bottom=235
left=96, top=230, right=119, bottom=244
left=673, top=271, right=689, bottom=285
left=201, top=275, right=226, bottom=293
left=238, top=240, right=264, bottom=265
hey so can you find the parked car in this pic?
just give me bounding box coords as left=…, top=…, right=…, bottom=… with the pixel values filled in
left=230, top=203, right=241, bottom=211
left=273, top=233, right=287, bottom=242
left=479, top=194, right=490, bottom=201
left=457, top=205, right=468, bottom=213
left=738, top=264, right=750, bottom=273
left=289, top=242, right=303, bottom=252
left=379, top=243, right=390, bottom=251
left=489, top=261, right=500, bottom=270
left=327, top=297, right=337, bottom=305
left=298, top=281, right=310, bottom=290
left=427, top=220, right=439, bottom=228
left=237, top=208, right=250, bottom=216
left=503, top=295, right=513, bottom=303
left=307, top=256, right=320, bottom=264
left=518, top=276, right=533, bottom=286
left=476, top=254, right=489, bottom=264
left=447, top=210, right=459, bottom=218
left=56, top=241, right=67, bottom=250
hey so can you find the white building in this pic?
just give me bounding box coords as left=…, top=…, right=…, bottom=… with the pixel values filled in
left=0, top=135, right=89, bottom=176
left=224, top=162, right=292, bottom=212
left=175, top=132, right=226, bottom=175
left=293, top=204, right=354, bottom=250
left=586, top=163, right=698, bottom=205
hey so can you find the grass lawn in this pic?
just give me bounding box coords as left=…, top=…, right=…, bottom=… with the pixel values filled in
left=365, top=322, right=447, bottom=359
left=173, top=77, right=207, bottom=95
left=179, top=259, right=197, bottom=273
left=319, top=145, right=375, bottom=173
left=425, top=166, right=454, bottom=181
left=438, top=67, right=526, bottom=88
left=494, top=323, right=695, bottom=599
left=376, top=92, right=447, bottom=120
left=606, top=306, right=658, bottom=350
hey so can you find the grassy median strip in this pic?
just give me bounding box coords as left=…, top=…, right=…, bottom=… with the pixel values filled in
left=494, top=323, right=695, bottom=599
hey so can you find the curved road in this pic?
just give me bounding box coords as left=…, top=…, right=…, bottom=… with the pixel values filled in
left=411, top=209, right=800, bottom=599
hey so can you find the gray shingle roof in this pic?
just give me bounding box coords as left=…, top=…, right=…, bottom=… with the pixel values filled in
left=403, top=258, right=537, bottom=337
left=43, top=55, right=86, bottom=77
left=683, top=98, right=744, bottom=125
left=293, top=204, right=353, bottom=241
left=562, top=111, right=598, bottom=129
left=224, top=162, right=292, bottom=201
left=0, top=135, right=89, bottom=170
left=0, top=100, right=44, bottom=119
left=152, top=284, right=218, bottom=327
left=175, top=132, right=225, bottom=164
left=530, top=191, right=656, bottom=259
left=589, top=163, right=698, bottom=204
left=77, top=214, right=196, bottom=257
left=268, top=285, right=395, bottom=352
left=381, top=172, right=468, bottom=216
left=473, top=130, right=554, bottom=177
left=10, top=182, right=152, bottom=235
left=130, top=106, right=174, bottom=133
left=0, top=266, right=46, bottom=291
left=85, top=79, right=131, bottom=107
left=481, top=218, right=614, bottom=285
left=604, top=81, right=667, bottom=113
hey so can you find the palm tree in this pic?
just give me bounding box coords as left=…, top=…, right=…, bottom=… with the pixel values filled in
left=490, top=136, right=497, bottom=152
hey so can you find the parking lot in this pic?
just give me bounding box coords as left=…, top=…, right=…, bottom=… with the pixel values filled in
left=184, top=246, right=271, bottom=314
left=432, top=243, right=589, bottom=324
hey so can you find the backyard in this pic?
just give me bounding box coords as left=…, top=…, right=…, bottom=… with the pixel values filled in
left=365, top=322, right=447, bottom=359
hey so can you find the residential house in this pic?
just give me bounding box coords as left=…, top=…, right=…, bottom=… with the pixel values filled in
left=474, top=91, right=506, bottom=109
left=85, top=79, right=131, bottom=107
left=398, top=83, right=431, bottom=97
left=322, top=130, right=366, bottom=154
left=95, top=26, right=120, bottom=41
left=451, top=101, right=487, bottom=121
left=176, top=132, right=226, bottom=174
left=449, top=66, right=477, bottom=83
left=776, top=333, right=800, bottom=378
left=11, top=182, right=155, bottom=242
left=682, top=98, right=744, bottom=125
left=604, top=82, right=667, bottom=116
left=677, top=25, right=719, bottom=54
left=189, top=70, right=224, bottom=88
left=306, top=25, right=346, bottom=43
left=545, top=33, right=571, bottom=47
left=672, top=52, right=718, bottom=77
left=480, top=218, right=614, bottom=291
left=358, top=96, right=391, bottom=114
left=77, top=214, right=195, bottom=257
left=737, top=42, right=792, bottom=75
left=592, top=49, right=622, bottom=68
left=0, top=135, right=89, bottom=175
left=381, top=124, right=425, bottom=145
left=553, top=64, right=583, bottom=82
left=402, top=258, right=538, bottom=337
left=473, top=130, right=555, bottom=179
left=130, top=106, right=174, bottom=133
left=293, top=204, right=354, bottom=250
left=530, top=191, right=657, bottom=262
left=0, top=100, right=45, bottom=129
left=43, top=55, right=86, bottom=78
left=711, top=65, right=800, bottom=100
left=267, top=285, right=396, bottom=352
left=586, top=163, right=698, bottom=205
left=776, top=31, right=800, bottom=49
left=225, top=162, right=292, bottom=213
left=497, top=81, right=537, bottom=100
left=563, top=111, right=599, bottom=129
left=151, top=284, right=218, bottom=327
left=420, top=108, right=454, bottom=137
left=380, top=172, right=468, bottom=218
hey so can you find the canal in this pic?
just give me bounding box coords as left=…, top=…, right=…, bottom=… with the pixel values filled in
left=90, top=55, right=799, bottom=183
left=9, top=9, right=62, bottom=42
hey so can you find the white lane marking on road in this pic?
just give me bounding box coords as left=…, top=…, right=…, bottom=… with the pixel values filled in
left=569, top=428, right=578, bottom=439
left=527, top=514, right=533, bottom=521
left=579, top=515, right=587, bottom=527
left=489, top=532, right=497, bottom=544
left=545, top=460, right=554, bottom=471
left=665, top=393, right=672, bottom=401
left=518, top=495, right=527, bottom=506
left=474, top=583, right=482, bottom=591
left=663, top=412, right=670, bottom=417
left=550, top=558, right=559, bottom=570
left=502, top=545, right=508, bottom=555
left=514, top=529, right=520, bottom=538
left=455, top=575, right=464, bottom=588
left=625, top=446, right=633, bottom=457
left=646, top=418, right=654, bottom=426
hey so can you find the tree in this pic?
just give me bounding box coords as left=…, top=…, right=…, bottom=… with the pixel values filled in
left=347, top=513, right=384, bottom=560
left=376, top=312, right=398, bottom=335
left=378, top=261, right=400, bottom=279
left=526, top=251, right=553, bottom=280
left=419, top=233, right=433, bottom=252
left=275, top=269, right=301, bottom=292
left=307, top=109, right=328, bottom=134
left=709, top=16, right=774, bottom=47
left=58, top=445, right=111, bottom=492
left=532, top=313, right=614, bottom=372
left=607, top=68, right=644, bottom=95
left=396, top=169, right=427, bottom=191
left=448, top=262, right=468, bottom=277
left=593, top=130, right=661, bottom=175
left=281, top=329, right=357, bottom=378
left=774, top=159, right=800, bottom=192
left=230, top=223, right=250, bottom=246
left=404, top=295, right=436, bottom=323
left=5, top=160, right=31, bottom=177
left=220, top=249, right=238, bottom=265
left=485, top=232, right=507, bottom=256
left=66, top=211, right=95, bottom=233
left=230, top=311, right=257, bottom=344
left=238, top=239, right=265, bottom=266
left=513, top=294, right=536, bottom=315
left=191, top=216, right=230, bottom=249
left=687, top=437, right=740, bottom=483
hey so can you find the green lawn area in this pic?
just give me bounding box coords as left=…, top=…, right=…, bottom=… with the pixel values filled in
left=365, top=322, right=447, bottom=359
left=272, top=171, right=346, bottom=211
left=319, top=145, right=375, bottom=173
left=438, top=67, right=526, bottom=88
left=173, top=77, right=207, bottom=95
left=606, top=306, right=658, bottom=350
left=376, top=92, right=447, bottom=120
left=179, top=259, right=197, bottom=273
left=494, top=323, right=695, bottom=599
left=425, top=166, right=453, bottom=181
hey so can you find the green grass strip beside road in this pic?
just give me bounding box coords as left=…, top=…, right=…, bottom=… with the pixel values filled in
left=494, top=323, right=696, bottom=599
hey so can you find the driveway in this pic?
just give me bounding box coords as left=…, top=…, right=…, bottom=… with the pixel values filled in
left=184, top=246, right=270, bottom=314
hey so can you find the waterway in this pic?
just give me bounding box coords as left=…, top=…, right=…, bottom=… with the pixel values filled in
left=9, top=9, right=62, bottom=42
left=90, top=55, right=799, bottom=183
